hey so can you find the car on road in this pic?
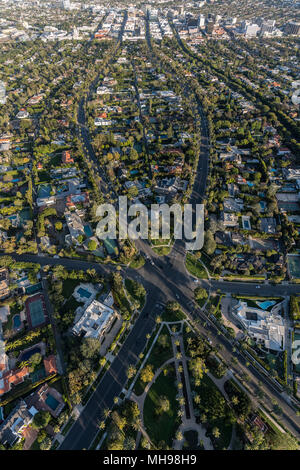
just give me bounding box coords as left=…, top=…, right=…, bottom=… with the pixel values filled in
left=256, top=286, right=261, bottom=289
left=193, top=279, right=199, bottom=283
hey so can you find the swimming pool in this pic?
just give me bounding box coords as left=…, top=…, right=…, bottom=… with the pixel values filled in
left=84, top=225, right=93, bottom=237
left=257, top=300, right=276, bottom=310
left=20, top=346, right=41, bottom=362
left=45, top=394, right=60, bottom=411
left=77, top=287, right=92, bottom=299
left=37, top=184, right=51, bottom=199
left=13, top=314, right=21, bottom=329
left=25, top=283, right=42, bottom=295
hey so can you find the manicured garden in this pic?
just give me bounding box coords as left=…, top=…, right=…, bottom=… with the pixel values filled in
left=143, top=364, right=179, bottom=447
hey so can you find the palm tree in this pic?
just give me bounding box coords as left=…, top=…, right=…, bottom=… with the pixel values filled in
left=156, top=396, right=170, bottom=415
left=232, top=396, right=239, bottom=406
left=194, top=394, right=200, bottom=405
left=98, top=420, right=106, bottom=430
left=127, top=364, right=137, bottom=379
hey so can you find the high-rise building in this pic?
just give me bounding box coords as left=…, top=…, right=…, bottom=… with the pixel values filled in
left=62, top=0, right=71, bottom=10
left=260, top=19, right=276, bottom=36
left=0, top=82, right=6, bottom=105
left=206, top=19, right=215, bottom=34
left=243, top=22, right=260, bottom=38
left=285, top=21, right=300, bottom=35
left=198, top=14, right=205, bottom=28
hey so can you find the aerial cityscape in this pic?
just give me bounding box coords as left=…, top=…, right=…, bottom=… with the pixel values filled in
left=0, top=0, right=299, bottom=454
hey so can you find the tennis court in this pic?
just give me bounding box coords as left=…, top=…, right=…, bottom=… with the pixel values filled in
left=288, top=254, right=300, bottom=279
left=25, top=294, right=47, bottom=329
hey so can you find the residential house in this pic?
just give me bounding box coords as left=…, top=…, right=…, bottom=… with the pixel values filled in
left=0, top=400, right=38, bottom=448
left=232, top=300, right=285, bottom=351
left=62, top=150, right=74, bottom=164
left=0, top=366, right=30, bottom=396
left=65, top=210, right=86, bottom=245
left=0, top=268, right=9, bottom=300
left=221, top=212, right=239, bottom=227
left=72, top=300, right=116, bottom=341
left=25, top=383, right=64, bottom=418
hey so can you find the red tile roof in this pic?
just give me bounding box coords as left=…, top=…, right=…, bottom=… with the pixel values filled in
left=44, top=355, right=58, bottom=376
left=0, top=366, right=30, bottom=395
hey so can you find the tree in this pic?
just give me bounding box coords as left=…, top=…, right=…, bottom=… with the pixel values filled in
left=123, top=436, right=135, bottom=450
left=203, top=230, right=216, bottom=255
left=156, top=396, right=170, bottom=415
left=194, top=287, right=208, bottom=301
left=55, top=221, right=63, bottom=231
left=157, top=334, right=169, bottom=349
left=166, top=301, right=180, bottom=312
left=32, top=411, right=51, bottom=430
left=212, top=427, right=220, bottom=439
left=88, top=239, right=98, bottom=251
left=126, top=365, right=136, bottom=379
left=127, top=185, right=138, bottom=199
left=111, top=411, right=127, bottom=431
left=80, top=338, right=100, bottom=358
left=30, top=352, right=42, bottom=367
left=40, top=437, right=52, bottom=450
left=189, top=357, right=208, bottom=382
left=140, top=364, right=154, bottom=383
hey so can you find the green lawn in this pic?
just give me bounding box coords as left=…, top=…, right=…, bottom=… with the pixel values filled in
left=161, top=309, right=185, bottom=322
left=183, top=430, right=204, bottom=450
left=185, top=253, right=208, bottom=279
left=133, top=326, right=174, bottom=395
left=152, top=246, right=172, bottom=256
left=129, top=255, right=145, bottom=269
left=146, top=325, right=174, bottom=370
left=143, top=365, right=180, bottom=447
left=61, top=296, right=82, bottom=314
left=62, top=279, right=82, bottom=298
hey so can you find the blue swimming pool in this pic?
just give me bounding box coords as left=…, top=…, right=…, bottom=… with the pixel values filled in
left=13, top=314, right=21, bottom=329
left=77, top=287, right=92, bottom=299
left=45, top=394, right=60, bottom=411
left=257, top=300, right=276, bottom=310
left=84, top=225, right=93, bottom=237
